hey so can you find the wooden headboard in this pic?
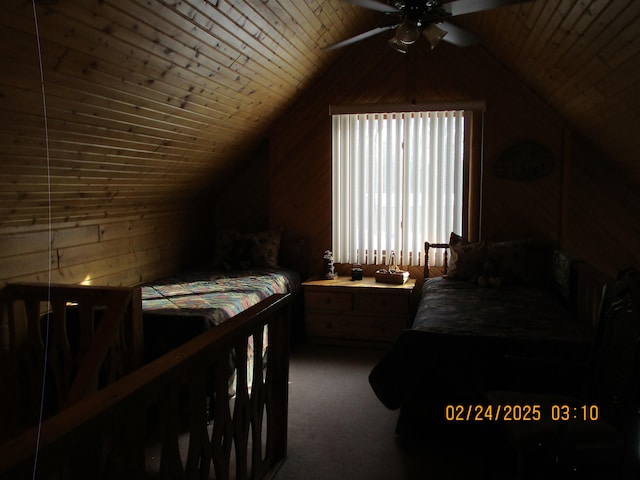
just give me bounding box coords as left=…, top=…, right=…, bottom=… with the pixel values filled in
left=424, top=241, right=450, bottom=278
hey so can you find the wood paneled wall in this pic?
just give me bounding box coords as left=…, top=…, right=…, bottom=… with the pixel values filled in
left=269, top=35, right=567, bottom=279
left=2, top=0, right=637, bottom=289
left=1, top=1, right=637, bottom=289
left=270, top=34, right=562, bottom=278
left=455, top=0, right=640, bottom=186
left=0, top=203, right=199, bottom=288
left=563, top=136, right=640, bottom=279
left=0, top=0, right=366, bottom=289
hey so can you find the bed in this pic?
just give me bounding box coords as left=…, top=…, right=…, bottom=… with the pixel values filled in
left=369, top=235, right=608, bottom=436
left=140, top=229, right=302, bottom=361
left=0, top=230, right=300, bottom=478
left=142, top=267, right=299, bottom=358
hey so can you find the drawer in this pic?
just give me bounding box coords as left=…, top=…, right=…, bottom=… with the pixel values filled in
left=355, top=293, right=409, bottom=316
left=306, top=313, right=341, bottom=337
left=306, top=313, right=405, bottom=342
left=345, top=315, right=406, bottom=341
left=305, top=290, right=352, bottom=311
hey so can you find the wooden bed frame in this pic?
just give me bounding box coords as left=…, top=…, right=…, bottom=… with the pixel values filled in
left=423, top=241, right=450, bottom=278
left=0, top=284, right=292, bottom=480
left=371, top=242, right=612, bottom=449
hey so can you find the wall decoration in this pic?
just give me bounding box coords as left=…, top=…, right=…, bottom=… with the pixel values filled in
left=494, top=142, right=555, bottom=181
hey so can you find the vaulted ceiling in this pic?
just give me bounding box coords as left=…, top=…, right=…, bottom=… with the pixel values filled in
left=1, top=0, right=638, bottom=228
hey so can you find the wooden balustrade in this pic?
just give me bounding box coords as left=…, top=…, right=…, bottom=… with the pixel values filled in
left=0, top=292, right=291, bottom=480
left=0, top=283, right=143, bottom=441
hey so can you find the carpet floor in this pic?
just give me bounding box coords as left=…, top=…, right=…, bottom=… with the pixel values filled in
left=275, top=342, right=514, bottom=480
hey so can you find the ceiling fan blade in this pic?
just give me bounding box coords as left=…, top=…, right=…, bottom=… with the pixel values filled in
left=438, top=21, right=482, bottom=47
left=339, top=0, right=400, bottom=13
left=322, top=24, right=398, bottom=51
left=442, top=0, right=531, bottom=17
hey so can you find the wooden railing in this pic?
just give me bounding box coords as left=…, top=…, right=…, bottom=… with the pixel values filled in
left=0, top=283, right=143, bottom=441
left=0, top=293, right=291, bottom=480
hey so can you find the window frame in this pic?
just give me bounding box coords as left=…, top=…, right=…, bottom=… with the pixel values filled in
left=330, top=102, right=483, bottom=266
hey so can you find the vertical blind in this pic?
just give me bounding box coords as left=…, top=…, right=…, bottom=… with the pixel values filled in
left=332, top=110, right=465, bottom=267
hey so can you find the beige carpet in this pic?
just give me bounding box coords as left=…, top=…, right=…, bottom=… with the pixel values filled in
left=275, top=342, right=510, bottom=480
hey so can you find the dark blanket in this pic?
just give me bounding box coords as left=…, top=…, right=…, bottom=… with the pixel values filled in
left=411, top=277, right=590, bottom=341
left=369, top=278, right=592, bottom=410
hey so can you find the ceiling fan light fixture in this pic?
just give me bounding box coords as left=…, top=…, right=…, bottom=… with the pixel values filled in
left=395, top=22, right=419, bottom=45
left=423, top=23, right=448, bottom=49
left=388, top=36, right=409, bottom=53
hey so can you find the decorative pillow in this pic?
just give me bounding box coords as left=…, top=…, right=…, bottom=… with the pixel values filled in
left=224, top=236, right=255, bottom=270
left=449, top=231, right=467, bottom=248
left=249, top=229, right=282, bottom=268
left=484, top=239, right=531, bottom=284
left=212, top=229, right=243, bottom=268
left=446, top=240, right=486, bottom=280
left=553, top=249, right=576, bottom=301
left=446, top=232, right=539, bottom=284
left=212, top=229, right=282, bottom=269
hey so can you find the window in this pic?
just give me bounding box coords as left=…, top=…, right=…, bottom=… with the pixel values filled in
left=332, top=108, right=475, bottom=267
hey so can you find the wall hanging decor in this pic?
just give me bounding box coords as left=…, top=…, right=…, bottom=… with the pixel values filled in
left=494, top=141, right=555, bottom=181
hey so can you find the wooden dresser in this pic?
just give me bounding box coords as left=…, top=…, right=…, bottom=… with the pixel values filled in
left=302, top=276, right=416, bottom=345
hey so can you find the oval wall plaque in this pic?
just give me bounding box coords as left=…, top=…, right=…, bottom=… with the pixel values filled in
left=494, top=142, right=555, bottom=181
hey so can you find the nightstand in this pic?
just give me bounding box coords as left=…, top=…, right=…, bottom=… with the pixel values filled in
left=301, top=276, right=416, bottom=346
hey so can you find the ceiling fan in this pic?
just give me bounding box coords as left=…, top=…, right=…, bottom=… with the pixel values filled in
left=324, top=0, right=532, bottom=53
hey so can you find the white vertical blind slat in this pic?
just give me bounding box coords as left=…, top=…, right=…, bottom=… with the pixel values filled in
left=332, top=110, right=465, bottom=267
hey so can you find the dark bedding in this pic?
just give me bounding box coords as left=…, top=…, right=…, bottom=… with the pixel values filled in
left=413, top=277, right=590, bottom=342
left=369, top=277, right=592, bottom=410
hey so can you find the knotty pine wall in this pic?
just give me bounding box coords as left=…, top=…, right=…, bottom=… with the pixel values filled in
left=3, top=17, right=636, bottom=290
left=268, top=34, right=639, bottom=281
left=562, top=136, right=640, bottom=278
left=0, top=201, right=201, bottom=289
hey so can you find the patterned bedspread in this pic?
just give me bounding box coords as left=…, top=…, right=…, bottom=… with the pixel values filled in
left=369, top=277, right=592, bottom=410
left=141, top=268, right=299, bottom=327
left=413, top=277, right=590, bottom=342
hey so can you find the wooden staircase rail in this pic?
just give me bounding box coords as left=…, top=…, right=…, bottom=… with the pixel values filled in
left=0, top=283, right=143, bottom=440
left=0, top=293, right=292, bottom=480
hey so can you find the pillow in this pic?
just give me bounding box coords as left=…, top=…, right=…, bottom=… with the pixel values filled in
left=249, top=229, right=282, bottom=268
left=212, top=228, right=283, bottom=269
left=484, top=239, right=530, bottom=284
left=225, top=236, right=255, bottom=270
left=449, top=231, right=467, bottom=248
left=553, top=249, right=576, bottom=301
left=446, top=233, right=536, bottom=284
left=446, top=240, right=486, bottom=280
left=212, top=229, right=243, bottom=268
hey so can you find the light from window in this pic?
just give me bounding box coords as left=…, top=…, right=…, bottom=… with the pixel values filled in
left=332, top=110, right=465, bottom=267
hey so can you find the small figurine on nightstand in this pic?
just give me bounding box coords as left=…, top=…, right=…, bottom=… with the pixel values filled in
left=322, top=250, right=338, bottom=279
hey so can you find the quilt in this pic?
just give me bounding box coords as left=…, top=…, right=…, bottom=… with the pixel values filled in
left=412, top=277, right=590, bottom=342
left=369, top=277, right=592, bottom=410
left=141, top=267, right=299, bottom=327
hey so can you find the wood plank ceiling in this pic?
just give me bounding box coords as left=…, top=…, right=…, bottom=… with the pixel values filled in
left=0, top=0, right=638, bottom=229
left=453, top=0, right=640, bottom=180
